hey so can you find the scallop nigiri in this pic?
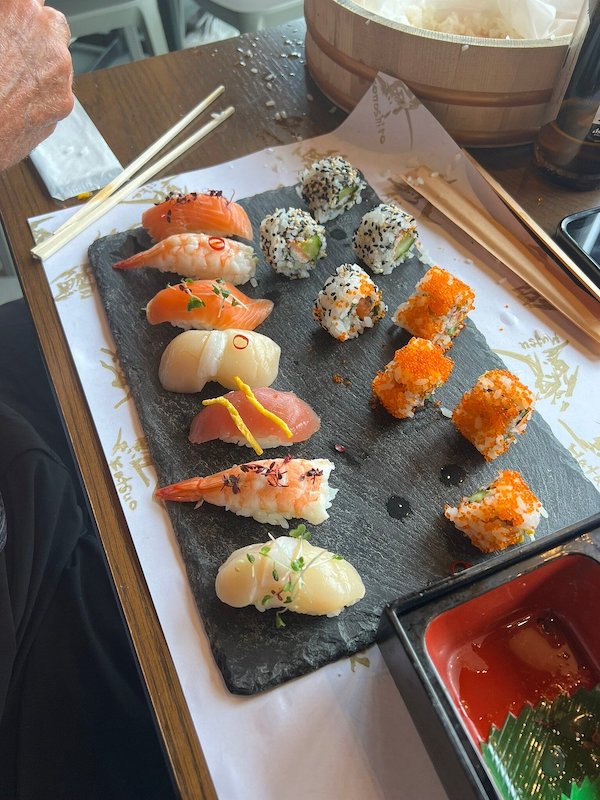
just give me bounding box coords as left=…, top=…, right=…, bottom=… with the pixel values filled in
left=189, top=386, right=321, bottom=447
left=113, top=233, right=257, bottom=285
left=216, top=535, right=365, bottom=617
left=155, top=457, right=337, bottom=527
left=142, top=190, right=253, bottom=242
left=146, top=279, right=273, bottom=331
left=159, top=329, right=280, bottom=393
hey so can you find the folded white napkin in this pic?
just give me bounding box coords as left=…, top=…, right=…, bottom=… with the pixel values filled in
left=30, top=97, right=122, bottom=201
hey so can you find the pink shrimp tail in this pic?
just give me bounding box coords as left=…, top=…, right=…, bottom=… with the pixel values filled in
left=113, top=251, right=148, bottom=270
left=155, top=474, right=224, bottom=502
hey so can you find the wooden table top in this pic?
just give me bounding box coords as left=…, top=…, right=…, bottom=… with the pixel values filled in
left=1, top=19, right=598, bottom=799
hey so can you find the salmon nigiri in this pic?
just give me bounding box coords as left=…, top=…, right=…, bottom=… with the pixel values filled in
left=155, top=457, right=337, bottom=527
left=146, top=279, right=273, bottom=332
left=189, top=386, right=320, bottom=447
left=113, top=233, right=257, bottom=285
left=143, top=190, right=253, bottom=242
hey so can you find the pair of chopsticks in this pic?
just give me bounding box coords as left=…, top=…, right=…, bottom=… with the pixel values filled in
left=31, top=85, right=234, bottom=261
left=398, top=165, right=600, bottom=345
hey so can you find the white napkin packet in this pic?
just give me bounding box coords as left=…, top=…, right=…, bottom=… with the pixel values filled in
left=30, top=97, right=122, bottom=201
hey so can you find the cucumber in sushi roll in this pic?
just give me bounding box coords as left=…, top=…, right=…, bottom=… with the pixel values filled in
left=353, top=203, right=425, bottom=274
left=259, top=207, right=326, bottom=279
left=297, top=156, right=366, bottom=223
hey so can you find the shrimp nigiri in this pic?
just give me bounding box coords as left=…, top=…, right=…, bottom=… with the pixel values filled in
left=155, top=457, right=337, bottom=527
left=142, top=190, right=253, bottom=242
left=113, top=233, right=257, bottom=285
left=216, top=535, right=365, bottom=617
left=159, top=329, right=280, bottom=393
left=146, top=279, right=273, bottom=331
left=189, top=387, right=320, bottom=447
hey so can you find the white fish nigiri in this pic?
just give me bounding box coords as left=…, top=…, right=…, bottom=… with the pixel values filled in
left=215, top=535, right=365, bottom=617
left=159, top=329, right=280, bottom=393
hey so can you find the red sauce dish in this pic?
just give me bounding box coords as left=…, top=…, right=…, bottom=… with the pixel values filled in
left=425, top=554, right=600, bottom=745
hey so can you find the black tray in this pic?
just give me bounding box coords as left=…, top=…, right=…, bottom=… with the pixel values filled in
left=88, top=181, right=600, bottom=694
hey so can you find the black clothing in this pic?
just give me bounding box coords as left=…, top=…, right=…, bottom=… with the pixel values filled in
left=0, top=300, right=176, bottom=799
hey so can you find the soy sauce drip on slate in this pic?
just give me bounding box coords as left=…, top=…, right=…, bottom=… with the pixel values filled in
left=329, top=228, right=347, bottom=240
left=439, top=464, right=466, bottom=486
left=386, top=496, right=412, bottom=521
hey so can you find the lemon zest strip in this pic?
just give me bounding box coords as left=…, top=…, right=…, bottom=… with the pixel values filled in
left=233, top=376, right=293, bottom=439
left=201, top=396, right=263, bottom=456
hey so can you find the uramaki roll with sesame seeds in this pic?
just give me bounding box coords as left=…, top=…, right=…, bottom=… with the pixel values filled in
left=444, top=470, right=544, bottom=553
left=352, top=202, right=425, bottom=274
left=259, top=207, right=327, bottom=279
left=297, top=156, right=366, bottom=223
left=313, top=263, right=386, bottom=341
left=452, top=369, right=534, bottom=461
left=393, top=266, right=475, bottom=350
left=371, top=336, right=453, bottom=419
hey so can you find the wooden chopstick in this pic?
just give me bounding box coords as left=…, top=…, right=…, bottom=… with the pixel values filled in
left=462, top=151, right=600, bottom=304
left=44, top=85, right=226, bottom=246
left=399, top=166, right=600, bottom=345
left=31, top=105, right=235, bottom=261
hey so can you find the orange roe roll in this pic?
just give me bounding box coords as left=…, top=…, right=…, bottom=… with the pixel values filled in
left=371, top=336, right=453, bottom=419
left=444, top=470, right=544, bottom=553
left=452, top=369, right=534, bottom=461
left=393, top=266, right=475, bottom=351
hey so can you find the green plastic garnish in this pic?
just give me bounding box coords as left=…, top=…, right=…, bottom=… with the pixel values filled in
left=483, top=685, right=600, bottom=800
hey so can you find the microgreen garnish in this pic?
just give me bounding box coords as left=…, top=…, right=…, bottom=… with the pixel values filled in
left=275, top=611, right=286, bottom=629
left=186, top=296, right=206, bottom=311
left=272, top=568, right=279, bottom=581
left=261, top=594, right=272, bottom=606
left=290, top=523, right=310, bottom=540
left=259, top=545, right=271, bottom=557
left=222, top=474, right=240, bottom=494
left=247, top=553, right=255, bottom=564
left=290, top=556, right=305, bottom=572
left=332, top=554, right=344, bottom=560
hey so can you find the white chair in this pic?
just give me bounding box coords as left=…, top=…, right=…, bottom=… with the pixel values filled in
left=55, top=0, right=169, bottom=61
left=198, top=0, right=304, bottom=34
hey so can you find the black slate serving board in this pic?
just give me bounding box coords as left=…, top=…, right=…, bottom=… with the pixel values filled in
left=88, top=181, right=600, bottom=695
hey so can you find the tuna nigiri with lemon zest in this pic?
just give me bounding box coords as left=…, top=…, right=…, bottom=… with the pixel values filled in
left=113, top=233, right=257, bottom=285
left=142, top=190, right=253, bottom=242
left=146, top=279, right=273, bottom=331
left=189, top=379, right=321, bottom=452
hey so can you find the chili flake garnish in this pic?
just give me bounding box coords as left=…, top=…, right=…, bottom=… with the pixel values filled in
left=208, top=236, right=225, bottom=251
left=233, top=334, right=249, bottom=350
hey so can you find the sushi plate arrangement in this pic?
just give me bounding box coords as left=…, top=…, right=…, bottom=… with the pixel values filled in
left=88, top=166, right=599, bottom=695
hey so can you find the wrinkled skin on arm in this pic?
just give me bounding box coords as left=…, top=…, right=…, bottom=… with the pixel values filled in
left=0, top=0, right=74, bottom=171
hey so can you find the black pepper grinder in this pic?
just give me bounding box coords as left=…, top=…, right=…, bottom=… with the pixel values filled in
left=533, top=0, right=600, bottom=190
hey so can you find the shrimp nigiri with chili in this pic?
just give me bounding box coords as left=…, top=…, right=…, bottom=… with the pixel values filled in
left=113, top=233, right=257, bottom=285
left=143, top=190, right=253, bottom=242
left=155, top=457, right=337, bottom=528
